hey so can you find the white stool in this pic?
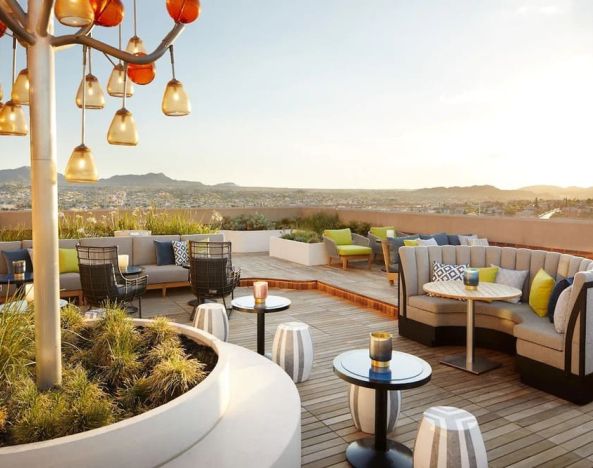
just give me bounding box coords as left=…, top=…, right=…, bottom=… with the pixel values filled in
left=349, top=385, right=401, bottom=434
left=193, top=303, right=229, bottom=342
left=414, top=406, right=487, bottom=468
left=272, top=322, right=313, bottom=383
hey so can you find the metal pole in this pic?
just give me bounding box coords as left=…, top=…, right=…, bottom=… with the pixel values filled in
left=374, top=388, right=388, bottom=451
left=255, top=303, right=265, bottom=355
left=466, top=299, right=474, bottom=370
left=28, top=0, right=61, bottom=389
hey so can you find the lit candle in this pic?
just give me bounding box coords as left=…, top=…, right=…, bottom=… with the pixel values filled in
left=369, top=331, right=393, bottom=368
left=253, top=281, right=268, bottom=304
left=386, top=229, right=395, bottom=238
left=118, top=254, right=129, bottom=271
left=463, top=268, right=479, bottom=291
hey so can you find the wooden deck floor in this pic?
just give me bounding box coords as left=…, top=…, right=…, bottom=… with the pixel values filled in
left=137, top=255, right=593, bottom=467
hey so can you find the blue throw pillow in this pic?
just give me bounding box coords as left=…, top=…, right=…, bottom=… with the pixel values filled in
left=422, top=232, right=449, bottom=246
left=388, top=235, right=419, bottom=266
left=154, top=241, right=175, bottom=266
left=447, top=234, right=461, bottom=246
left=548, top=278, right=573, bottom=322
left=3, top=249, right=33, bottom=274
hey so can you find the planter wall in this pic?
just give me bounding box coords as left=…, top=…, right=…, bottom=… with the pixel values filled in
left=221, top=229, right=284, bottom=253
left=269, top=237, right=329, bottom=266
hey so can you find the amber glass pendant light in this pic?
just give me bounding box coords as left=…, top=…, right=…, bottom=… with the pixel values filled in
left=126, top=0, right=146, bottom=54
left=107, top=65, right=139, bottom=145
left=55, top=0, right=95, bottom=27
left=11, top=68, right=29, bottom=105
left=0, top=38, right=28, bottom=136
left=162, top=46, right=190, bottom=116
left=65, top=46, right=98, bottom=183
left=91, top=0, right=124, bottom=27
left=166, top=0, right=201, bottom=24
left=107, top=25, right=134, bottom=97
left=76, top=46, right=105, bottom=109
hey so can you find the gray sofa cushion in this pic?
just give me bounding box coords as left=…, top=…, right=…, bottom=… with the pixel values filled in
left=133, top=235, right=180, bottom=266
left=514, top=318, right=563, bottom=351
left=60, top=272, right=81, bottom=291
left=80, top=237, right=134, bottom=263
left=141, top=264, right=189, bottom=285
left=0, top=241, right=24, bottom=274
left=181, top=233, right=224, bottom=242
left=408, top=295, right=465, bottom=314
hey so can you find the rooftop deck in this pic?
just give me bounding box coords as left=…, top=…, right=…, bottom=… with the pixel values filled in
left=140, top=254, right=593, bottom=468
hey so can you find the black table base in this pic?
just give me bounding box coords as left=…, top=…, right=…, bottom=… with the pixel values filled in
left=346, top=438, right=412, bottom=468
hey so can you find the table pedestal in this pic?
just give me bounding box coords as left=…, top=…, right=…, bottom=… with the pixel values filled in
left=256, top=305, right=265, bottom=355
left=439, top=299, right=500, bottom=375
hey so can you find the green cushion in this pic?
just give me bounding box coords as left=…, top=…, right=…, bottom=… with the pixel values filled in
left=529, top=268, right=555, bottom=318
left=403, top=239, right=419, bottom=247
left=370, top=226, right=395, bottom=240
left=59, top=248, right=79, bottom=274
left=478, top=266, right=498, bottom=283
left=324, top=228, right=353, bottom=246
left=336, top=245, right=372, bottom=256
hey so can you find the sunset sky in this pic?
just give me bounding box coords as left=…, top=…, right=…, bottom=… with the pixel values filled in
left=1, top=0, right=593, bottom=189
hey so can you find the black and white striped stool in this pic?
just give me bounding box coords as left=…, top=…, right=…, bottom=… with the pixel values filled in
left=414, top=406, right=487, bottom=468
left=193, top=303, right=229, bottom=342
left=272, top=322, right=313, bottom=383
left=349, top=385, right=401, bottom=434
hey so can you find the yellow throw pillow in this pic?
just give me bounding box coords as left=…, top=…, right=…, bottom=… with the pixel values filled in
left=403, top=239, right=419, bottom=247
left=529, top=268, right=555, bottom=317
left=478, top=266, right=498, bottom=283
left=59, top=248, right=79, bottom=274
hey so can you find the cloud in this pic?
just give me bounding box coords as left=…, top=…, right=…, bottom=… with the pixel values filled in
left=439, top=87, right=494, bottom=105
left=515, top=2, right=565, bottom=16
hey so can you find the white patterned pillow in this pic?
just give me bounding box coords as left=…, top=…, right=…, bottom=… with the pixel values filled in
left=458, top=234, right=478, bottom=246
left=172, top=240, right=189, bottom=266
left=469, top=238, right=489, bottom=247
left=492, top=265, right=528, bottom=303
left=418, top=238, right=438, bottom=247
left=432, top=261, right=467, bottom=282
left=553, top=285, right=573, bottom=333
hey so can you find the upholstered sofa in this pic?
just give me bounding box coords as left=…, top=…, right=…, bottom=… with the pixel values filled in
left=0, top=233, right=223, bottom=301
left=398, top=245, right=593, bottom=404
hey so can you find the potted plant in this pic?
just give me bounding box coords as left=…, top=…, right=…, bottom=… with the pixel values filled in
left=270, top=230, right=329, bottom=266
left=220, top=214, right=284, bottom=253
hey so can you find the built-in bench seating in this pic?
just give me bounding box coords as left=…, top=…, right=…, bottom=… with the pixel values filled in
left=399, top=245, right=593, bottom=404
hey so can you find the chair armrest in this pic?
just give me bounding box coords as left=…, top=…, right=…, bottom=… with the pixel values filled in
left=125, top=275, right=148, bottom=289
left=323, top=236, right=339, bottom=258
left=352, top=233, right=370, bottom=247
left=368, top=233, right=382, bottom=255
left=381, top=240, right=392, bottom=271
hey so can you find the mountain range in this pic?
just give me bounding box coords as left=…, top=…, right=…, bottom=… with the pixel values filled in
left=1, top=166, right=593, bottom=200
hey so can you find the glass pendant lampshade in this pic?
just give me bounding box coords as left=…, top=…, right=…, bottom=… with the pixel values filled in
left=107, top=63, right=134, bottom=97
left=0, top=83, right=3, bottom=102
left=125, top=35, right=146, bottom=54
left=166, top=0, right=201, bottom=24
left=162, top=79, right=191, bottom=116
left=91, top=0, right=124, bottom=27
left=127, top=54, right=156, bottom=85
left=107, top=108, right=138, bottom=146
left=76, top=74, right=105, bottom=109
left=55, top=0, right=95, bottom=27
left=11, top=69, right=29, bottom=106
left=0, top=20, right=6, bottom=38
left=0, top=100, right=28, bottom=136
left=64, top=144, right=98, bottom=182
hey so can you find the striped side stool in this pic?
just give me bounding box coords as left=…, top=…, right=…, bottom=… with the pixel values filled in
left=349, top=385, right=401, bottom=434
left=272, top=322, right=313, bottom=383
left=193, top=303, right=229, bottom=342
left=414, top=406, right=487, bottom=468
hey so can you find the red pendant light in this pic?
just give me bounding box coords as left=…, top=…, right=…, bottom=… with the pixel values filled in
left=127, top=53, right=156, bottom=85
left=0, top=20, right=6, bottom=38
left=90, top=0, right=124, bottom=27
left=166, top=0, right=201, bottom=24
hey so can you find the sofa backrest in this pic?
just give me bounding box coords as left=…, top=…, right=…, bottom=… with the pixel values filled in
left=0, top=241, right=24, bottom=274
left=132, top=235, right=181, bottom=266
left=400, top=245, right=593, bottom=303
left=79, top=237, right=134, bottom=264
left=181, top=233, right=224, bottom=243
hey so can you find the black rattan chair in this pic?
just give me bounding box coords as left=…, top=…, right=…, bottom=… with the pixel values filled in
left=76, top=245, right=148, bottom=317
left=189, top=241, right=240, bottom=319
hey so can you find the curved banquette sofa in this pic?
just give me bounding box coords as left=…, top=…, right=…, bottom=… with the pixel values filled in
left=398, top=245, right=593, bottom=404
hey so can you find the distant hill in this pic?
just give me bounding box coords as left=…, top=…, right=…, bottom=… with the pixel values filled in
left=0, top=166, right=33, bottom=184
left=520, top=185, right=593, bottom=199
left=402, top=185, right=535, bottom=202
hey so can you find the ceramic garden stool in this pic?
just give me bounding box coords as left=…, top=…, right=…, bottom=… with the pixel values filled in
left=414, top=406, right=487, bottom=468
left=272, top=322, right=313, bottom=383
left=193, top=303, right=229, bottom=342
left=349, top=385, right=401, bottom=434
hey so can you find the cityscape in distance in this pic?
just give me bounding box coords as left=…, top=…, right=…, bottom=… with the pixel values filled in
left=1, top=166, right=593, bottom=220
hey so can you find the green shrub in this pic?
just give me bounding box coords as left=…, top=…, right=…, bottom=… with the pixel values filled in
left=281, top=230, right=322, bottom=243
left=293, top=212, right=341, bottom=234
left=60, top=304, right=85, bottom=357
left=142, top=316, right=178, bottom=349
left=345, top=221, right=371, bottom=236
left=0, top=302, right=35, bottom=383
left=146, top=355, right=206, bottom=406
left=221, top=213, right=275, bottom=231
left=116, top=377, right=151, bottom=415
left=145, top=339, right=185, bottom=370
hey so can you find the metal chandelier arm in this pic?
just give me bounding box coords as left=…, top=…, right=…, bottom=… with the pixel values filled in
left=0, top=5, right=35, bottom=44
left=36, top=0, right=54, bottom=36
left=51, top=22, right=185, bottom=64
left=2, top=0, right=27, bottom=28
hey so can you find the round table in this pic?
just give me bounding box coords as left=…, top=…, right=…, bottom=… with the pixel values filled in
left=423, top=280, right=521, bottom=374
left=231, top=295, right=291, bottom=355
left=334, top=349, right=432, bottom=467
left=120, top=265, right=144, bottom=277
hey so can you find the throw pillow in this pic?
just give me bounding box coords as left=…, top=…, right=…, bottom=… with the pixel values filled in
left=469, top=238, right=489, bottom=247
left=432, top=261, right=467, bottom=282
left=547, top=278, right=574, bottom=323
left=447, top=234, right=462, bottom=246
left=553, top=285, right=573, bottom=334
left=323, top=229, right=352, bottom=246
left=154, top=240, right=175, bottom=266
left=478, top=266, right=498, bottom=283
left=370, top=227, right=395, bottom=240
left=172, top=240, right=189, bottom=266
left=422, top=232, right=448, bottom=246
left=418, top=238, right=438, bottom=247
left=529, top=268, right=556, bottom=317
left=493, top=265, right=529, bottom=303
left=458, top=234, right=478, bottom=246
left=403, top=239, right=419, bottom=247
left=59, top=248, right=79, bottom=274
left=3, top=249, right=33, bottom=274
left=387, top=235, right=419, bottom=266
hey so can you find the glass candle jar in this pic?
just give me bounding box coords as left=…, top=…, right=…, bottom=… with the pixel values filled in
left=369, top=331, right=393, bottom=368
left=13, top=260, right=26, bottom=280
left=464, top=268, right=480, bottom=291
left=253, top=281, right=268, bottom=305
left=118, top=254, right=129, bottom=271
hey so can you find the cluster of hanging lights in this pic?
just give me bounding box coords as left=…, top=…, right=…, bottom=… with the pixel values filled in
left=0, top=0, right=199, bottom=182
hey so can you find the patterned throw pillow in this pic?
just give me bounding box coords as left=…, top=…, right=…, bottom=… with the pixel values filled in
left=418, top=238, right=438, bottom=247
left=432, top=261, right=467, bottom=282
left=553, top=285, right=573, bottom=334
left=493, top=265, right=529, bottom=303
left=172, top=240, right=189, bottom=266
left=469, top=238, right=489, bottom=247
left=458, top=234, right=478, bottom=246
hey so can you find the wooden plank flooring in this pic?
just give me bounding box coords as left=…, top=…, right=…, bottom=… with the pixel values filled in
left=137, top=255, right=593, bottom=467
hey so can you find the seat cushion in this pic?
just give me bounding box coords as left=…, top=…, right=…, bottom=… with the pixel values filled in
left=336, top=245, right=372, bottom=256
left=408, top=295, right=466, bottom=314
left=141, top=264, right=189, bottom=285
left=60, top=272, right=81, bottom=291
left=514, top=319, right=564, bottom=351
left=475, top=301, right=539, bottom=325
left=323, top=229, right=352, bottom=246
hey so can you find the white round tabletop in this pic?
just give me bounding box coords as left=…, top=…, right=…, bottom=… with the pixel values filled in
left=423, top=280, right=522, bottom=302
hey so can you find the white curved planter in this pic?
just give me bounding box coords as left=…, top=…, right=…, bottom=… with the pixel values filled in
left=269, top=237, right=329, bottom=266
left=0, top=320, right=229, bottom=468
left=221, top=229, right=284, bottom=253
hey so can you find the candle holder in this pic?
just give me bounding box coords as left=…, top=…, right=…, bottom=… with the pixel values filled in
left=13, top=260, right=26, bottom=281
left=464, top=268, right=479, bottom=291
left=369, top=331, right=393, bottom=368
left=118, top=254, right=129, bottom=272
left=253, top=281, right=268, bottom=306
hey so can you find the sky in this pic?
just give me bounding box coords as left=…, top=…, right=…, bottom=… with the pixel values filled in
left=1, top=0, right=593, bottom=189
